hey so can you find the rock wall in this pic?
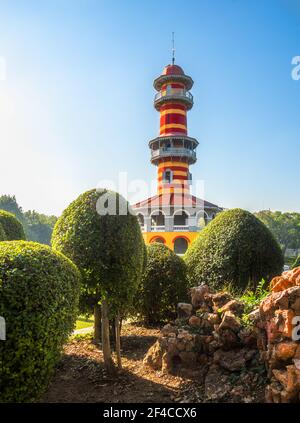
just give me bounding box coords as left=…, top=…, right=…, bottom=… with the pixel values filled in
left=143, top=267, right=300, bottom=403
left=256, top=267, right=300, bottom=403
left=143, top=285, right=264, bottom=402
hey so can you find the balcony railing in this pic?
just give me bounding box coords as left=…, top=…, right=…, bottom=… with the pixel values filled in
left=154, top=89, right=193, bottom=103
left=151, top=226, right=165, bottom=232
left=173, top=225, right=189, bottom=232
left=151, top=148, right=196, bottom=161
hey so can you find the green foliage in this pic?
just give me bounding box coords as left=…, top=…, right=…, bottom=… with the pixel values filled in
left=0, top=223, right=7, bottom=241
left=240, top=279, right=269, bottom=315
left=51, top=189, right=145, bottom=316
left=255, top=210, right=300, bottom=253
left=0, top=195, right=57, bottom=245
left=0, top=210, right=26, bottom=240
left=292, top=255, right=300, bottom=269
left=185, top=208, right=284, bottom=292
left=24, top=210, right=57, bottom=245
left=136, top=243, right=188, bottom=324
left=239, top=280, right=269, bottom=327
left=0, top=241, right=80, bottom=402
left=0, top=195, right=25, bottom=225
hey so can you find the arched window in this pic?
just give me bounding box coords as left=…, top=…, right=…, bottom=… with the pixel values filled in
left=151, top=210, right=165, bottom=227
left=136, top=213, right=144, bottom=226
left=197, top=211, right=209, bottom=227
left=174, top=237, right=189, bottom=255
left=174, top=210, right=189, bottom=226
left=150, top=236, right=165, bottom=244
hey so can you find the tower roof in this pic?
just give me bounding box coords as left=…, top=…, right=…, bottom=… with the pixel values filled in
left=154, top=64, right=193, bottom=91
left=162, top=64, right=185, bottom=76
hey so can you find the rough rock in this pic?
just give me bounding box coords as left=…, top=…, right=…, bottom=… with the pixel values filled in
left=274, top=342, right=298, bottom=361
left=257, top=267, right=300, bottom=402
left=218, top=299, right=244, bottom=316
left=188, top=315, right=201, bottom=327
left=161, top=323, right=178, bottom=337
left=190, top=285, right=210, bottom=309
left=211, top=292, right=233, bottom=311
left=177, top=303, right=193, bottom=318
left=213, top=348, right=256, bottom=372
left=204, top=365, right=231, bottom=401
left=218, top=311, right=241, bottom=332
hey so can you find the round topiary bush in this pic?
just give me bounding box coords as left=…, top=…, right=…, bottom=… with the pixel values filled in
left=0, top=223, right=6, bottom=241
left=51, top=189, right=145, bottom=316
left=184, top=208, right=284, bottom=292
left=0, top=210, right=26, bottom=240
left=136, top=243, right=188, bottom=325
left=0, top=241, right=80, bottom=402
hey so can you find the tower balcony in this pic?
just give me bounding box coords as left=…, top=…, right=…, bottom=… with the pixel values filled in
left=150, top=147, right=196, bottom=164
left=154, top=89, right=193, bottom=111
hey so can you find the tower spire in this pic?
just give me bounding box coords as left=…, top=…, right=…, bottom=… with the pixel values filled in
left=172, top=32, right=175, bottom=65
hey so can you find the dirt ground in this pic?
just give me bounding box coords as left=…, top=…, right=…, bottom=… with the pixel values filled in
left=42, top=323, right=191, bottom=403
left=42, top=323, right=265, bottom=403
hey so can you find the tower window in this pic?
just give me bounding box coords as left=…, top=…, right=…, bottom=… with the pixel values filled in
left=163, top=170, right=172, bottom=183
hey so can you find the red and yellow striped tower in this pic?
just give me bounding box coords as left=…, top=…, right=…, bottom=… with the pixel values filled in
left=132, top=62, right=222, bottom=255
left=151, top=64, right=197, bottom=196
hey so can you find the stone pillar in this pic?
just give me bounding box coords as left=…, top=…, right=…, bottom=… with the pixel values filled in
left=188, top=216, right=198, bottom=232
left=165, top=216, right=173, bottom=232
left=144, top=216, right=152, bottom=232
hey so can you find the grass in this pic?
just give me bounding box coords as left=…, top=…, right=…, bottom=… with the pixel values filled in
left=75, top=315, right=94, bottom=330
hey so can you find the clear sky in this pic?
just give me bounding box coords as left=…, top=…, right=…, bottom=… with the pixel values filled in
left=0, top=0, right=299, bottom=215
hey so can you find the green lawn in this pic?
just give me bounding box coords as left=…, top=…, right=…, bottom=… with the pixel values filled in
left=75, top=315, right=94, bottom=330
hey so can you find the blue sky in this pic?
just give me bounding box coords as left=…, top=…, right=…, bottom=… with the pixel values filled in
left=0, top=0, right=299, bottom=215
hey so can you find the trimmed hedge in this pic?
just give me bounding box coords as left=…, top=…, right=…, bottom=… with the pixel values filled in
left=136, top=243, right=188, bottom=324
left=0, top=241, right=80, bottom=402
left=0, top=210, right=26, bottom=240
left=185, top=208, right=284, bottom=291
left=51, top=189, right=145, bottom=315
left=0, top=223, right=6, bottom=241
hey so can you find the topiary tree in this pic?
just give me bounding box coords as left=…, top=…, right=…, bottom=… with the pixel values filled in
left=0, top=223, right=6, bottom=241
left=292, top=255, right=300, bottom=269
left=136, top=243, right=188, bottom=325
left=0, top=210, right=26, bottom=240
left=0, top=241, right=80, bottom=402
left=51, top=189, right=145, bottom=372
left=185, top=208, right=284, bottom=292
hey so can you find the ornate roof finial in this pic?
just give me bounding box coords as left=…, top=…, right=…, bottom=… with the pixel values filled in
left=172, top=32, right=175, bottom=65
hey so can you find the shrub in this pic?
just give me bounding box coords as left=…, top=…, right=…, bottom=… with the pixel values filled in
left=292, top=255, right=300, bottom=269
left=51, top=189, right=145, bottom=316
left=51, top=189, right=145, bottom=371
left=185, top=208, right=284, bottom=291
left=0, top=241, right=80, bottom=402
left=136, top=243, right=188, bottom=324
left=0, top=210, right=26, bottom=240
left=0, top=223, right=6, bottom=241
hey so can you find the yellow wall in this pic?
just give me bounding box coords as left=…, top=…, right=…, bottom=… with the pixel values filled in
left=143, top=231, right=198, bottom=251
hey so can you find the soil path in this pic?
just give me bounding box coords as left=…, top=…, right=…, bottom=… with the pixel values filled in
left=42, top=323, right=189, bottom=403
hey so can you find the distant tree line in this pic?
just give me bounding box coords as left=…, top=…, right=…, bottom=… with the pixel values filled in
left=255, top=210, right=300, bottom=255
left=0, top=195, right=57, bottom=245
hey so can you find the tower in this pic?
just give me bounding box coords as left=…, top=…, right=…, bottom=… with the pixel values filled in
left=132, top=62, right=223, bottom=255
left=151, top=63, right=197, bottom=196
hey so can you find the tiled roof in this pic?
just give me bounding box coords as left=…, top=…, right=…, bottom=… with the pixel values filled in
left=132, top=193, right=221, bottom=210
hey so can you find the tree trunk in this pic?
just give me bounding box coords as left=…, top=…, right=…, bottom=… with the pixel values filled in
left=109, top=319, right=116, bottom=349
left=115, top=313, right=122, bottom=369
left=94, top=304, right=102, bottom=343
left=101, top=300, right=115, bottom=374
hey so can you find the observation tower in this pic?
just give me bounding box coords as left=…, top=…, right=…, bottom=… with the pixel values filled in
left=132, top=60, right=223, bottom=254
